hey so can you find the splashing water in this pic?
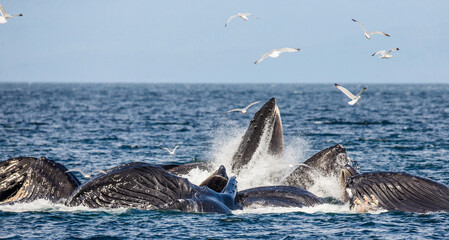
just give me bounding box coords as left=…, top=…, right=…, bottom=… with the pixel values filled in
left=2, top=121, right=348, bottom=214
left=0, top=199, right=129, bottom=213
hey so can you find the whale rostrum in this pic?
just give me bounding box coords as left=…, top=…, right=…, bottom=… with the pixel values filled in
left=231, top=97, right=283, bottom=173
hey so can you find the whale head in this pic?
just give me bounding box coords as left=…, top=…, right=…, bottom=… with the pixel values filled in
left=231, top=98, right=283, bottom=173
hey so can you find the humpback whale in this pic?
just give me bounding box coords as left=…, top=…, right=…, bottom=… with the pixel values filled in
left=158, top=97, right=284, bottom=177
left=66, top=163, right=242, bottom=213
left=0, top=157, right=80, bottom=205
left=231, top=98, right=283, bottom=173
left=282, top=144, right=355, bottom=192
left=344, top=172, right=449, bottom=213
left=3, top=97, right=449, bottom=214
left=199, top=165, right=324, bottom=209
left=237, top=186, right=324, bottom=208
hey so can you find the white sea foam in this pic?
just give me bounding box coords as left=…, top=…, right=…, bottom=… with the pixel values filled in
left=0, top=199, right=128, bottom=213
left=233, top=203, right=352, bottom=215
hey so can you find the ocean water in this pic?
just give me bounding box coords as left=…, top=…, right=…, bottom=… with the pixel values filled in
left=0, top=83, right=448, bottom=239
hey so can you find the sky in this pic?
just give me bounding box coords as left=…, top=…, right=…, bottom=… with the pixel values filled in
left=0, top=0, right=448, bottom=84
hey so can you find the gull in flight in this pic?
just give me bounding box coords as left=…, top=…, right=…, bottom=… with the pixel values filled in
left=352, top=19, right=390, bottom=39
left=372, top=48, right=399, bottom=59
left=0, top=3, right=23, bottom=24
left=226, top=101, right=260, bottom=114
left=66, top=168, right=107, bottom=179
left=225, top=13, right=256, bottom=27
left=254, top=48, right=300, bottom=64
left=334, top=83, right=367, bottom=105
left=162, top=145, right=181, bottom=155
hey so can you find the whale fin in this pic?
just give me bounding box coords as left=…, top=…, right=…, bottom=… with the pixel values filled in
left=345, top=172, right=449, bottom=213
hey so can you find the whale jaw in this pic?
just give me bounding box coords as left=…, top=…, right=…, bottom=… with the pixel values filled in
left=230, top=98, right=284, bottom=173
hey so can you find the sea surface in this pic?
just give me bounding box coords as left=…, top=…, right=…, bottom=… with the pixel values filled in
left=0, top=83, right=448, bottom=239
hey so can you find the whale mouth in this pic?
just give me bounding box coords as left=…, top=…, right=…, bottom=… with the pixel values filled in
left=340, top=165, right=358, bottom=202
left=0, top=178, right=26, bottom=203
left=231, top=98, right=284, bottom=173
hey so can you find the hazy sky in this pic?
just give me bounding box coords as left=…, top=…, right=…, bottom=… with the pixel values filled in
left=1, top=0, right=448, bottom=83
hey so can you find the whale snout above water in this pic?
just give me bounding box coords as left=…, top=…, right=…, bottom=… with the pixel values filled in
left=282, top=144, right=354, bottom=192
left=231, top=97, right=283, bottom=173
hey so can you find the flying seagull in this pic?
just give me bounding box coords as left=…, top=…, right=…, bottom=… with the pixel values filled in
left=66, top=168, right=107, bottom=179
left=162, top=145, right=181, bottom=155
left=225, top=13, right=256, bottom=27
left=372, top=48, right=400, bottom=59
left=254, top=48, right=300, bottom=64
left=0, top=3, right=23, bottom=24
left=226, top=101, right=260, bottom=114
left=352, top=19, right=390, bottom=39
left=334, top=83, right=367, bottom=105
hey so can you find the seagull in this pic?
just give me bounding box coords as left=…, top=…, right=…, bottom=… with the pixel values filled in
left=225, top=13, right=256, bottom=27
left=162, top=145, right=181, bottom=155
left=65, top=168, right=107, bottom=179
left=0, top=3, right=23, bottom=24
left=254, top=48, right=300, bottom=64
left=226, top=101, right=260, bottom=114
left=372, top=48, right=400, bottom=59
left=334, top=83, right=367, bottom=105
left=352, top=19, right=390, bottom=39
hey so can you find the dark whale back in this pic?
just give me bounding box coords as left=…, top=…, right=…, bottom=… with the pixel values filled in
left=237, top=186, right=323, bottom=208
left=67, top=163, right=240, bottom=213
left=0, top=157, right=80, bottom=204
left=346, top=172, right=449, bottom=213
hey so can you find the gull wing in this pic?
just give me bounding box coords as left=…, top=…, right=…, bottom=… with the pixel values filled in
left=225, top=15, right=238, bottom=27
left=227, top=108, right=243, bottom=113
left=66, top=168, right=88, bottom=177
left=372, top=50, right=386, bottom=56
left=93, top=169, right=107, bottom=174
left=335, top=83, right=356, bottom=100
left=254, top=50, right=273, bottom=64
left=0, top=4, right=6, bottom=17
left=277, top=48, right=300, bottom=53
left=355, top=87, right=367, bottom=98
left=173, top=145, right=181, bottom=151
left=244, top=101, right=260, bottom=110
left=388, top=48, right=399, bottom=53
left=161, top=147, right=171, bottom=153
left=352, top=19, right=367, bottom=32
left=368, top=31, right=390, bottom=37
left=238, top=13, right=252, bottom=17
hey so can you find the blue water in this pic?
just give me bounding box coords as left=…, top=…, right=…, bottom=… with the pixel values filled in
left=1, top=83, right=449, bottom=239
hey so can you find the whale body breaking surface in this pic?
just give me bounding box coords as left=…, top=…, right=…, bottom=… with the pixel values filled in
left=1, top=98, right=449, bottom=214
